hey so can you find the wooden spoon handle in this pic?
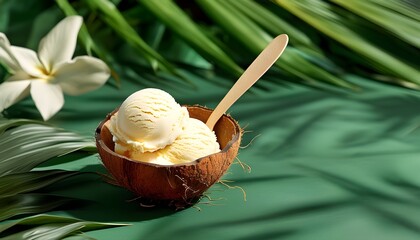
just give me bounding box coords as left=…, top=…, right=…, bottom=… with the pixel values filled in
left=206, top=34, right=289, bottom=130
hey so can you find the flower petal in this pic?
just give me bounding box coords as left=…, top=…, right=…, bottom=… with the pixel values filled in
left=54, top=56, right=110, bottom=96
left=6, top=70, right=33, bottom=81
left=0, top=80, right=31, bottom=111
left=38, top=16, right=82, bottom=73
left=0, top=33, right=21, bottom=72
left=10, top=46, right=46, bottom=78
left=30, top=81, right=64, bottom=121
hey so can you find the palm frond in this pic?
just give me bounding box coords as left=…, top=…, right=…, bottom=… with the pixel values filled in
left=48, top=0, right=420, bottom=90
left=0, top=118, right=44, bottom=134
left=0, top=0, right=14, bottom=31
left=0, top=170, right=79, bottom=197
left=0, top=119, right=95, bottom=222
left=274, top=0, right=420, bottom=87
left=0, top=193, right=76, bottom=222
left=84, top=0, right=179, bottom=76
left=0, top=120, right=95, bottom=176
left=0, top=118, right=127, bottom=239
left=0, top=214, right=128, bottom=240
left=138, top=0, right=243, bottom=76
left=228, top=0, right=316, bottom=51
left=332, top=0, right=420, bottom=48
left=370, top=0, right=420, bottom=21
left=196, top=0, right=357, bottom=90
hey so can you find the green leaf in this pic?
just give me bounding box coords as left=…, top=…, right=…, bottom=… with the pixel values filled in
left=0, top=214, right=127, bottom=233
left=0, top=194, right=77, bottom=222
left=0, top=214, right=128, bottom=240
left=0, top=223, right=86, bottom=240
left=228, top=0, right=344, bottom=76
left=332, top=0, right=420, bottom=48
left=196, top=0, right=357, bottom=90
left=228, top=0, right=316, bottom=50
left=0, top=118, right=45, bottom=135
left=0, top=0, right=13, bottom=31
left=0, top=170, right=80, bottom=198
left=138, top=0, right=243, bottom=76
left=85, top=0, right=179, bottom=76
left=274, top=0, right=420, bottom=86
left=0, top=121, right=95, bottom=176
left=370, top=0, right=420, bottom=22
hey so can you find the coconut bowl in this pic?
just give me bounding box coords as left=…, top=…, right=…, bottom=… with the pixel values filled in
left=95, top=105, right=241, bottom=207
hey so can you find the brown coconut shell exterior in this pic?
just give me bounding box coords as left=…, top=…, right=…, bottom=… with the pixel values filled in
left=95, top=105, right=241, bottom=207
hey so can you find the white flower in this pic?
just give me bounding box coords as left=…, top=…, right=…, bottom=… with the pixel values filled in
left=0, top=16, right=110, bottom=120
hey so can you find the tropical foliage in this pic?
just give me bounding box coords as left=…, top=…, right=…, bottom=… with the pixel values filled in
left=55, top=0, right=420, bottom=90
left=0, top=119, right=125, bottom=239
left=0, top=1, right=418, bottom=90
left=0, top=0, right=419, bottom=239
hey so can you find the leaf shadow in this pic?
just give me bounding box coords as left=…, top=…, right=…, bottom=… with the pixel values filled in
left=294, top=164, right=413, bottom=203
left=170, top=198, right=350, bottom=239
left=385, top=177, right=420, bottom=202
left=363, top=200, right=420, bottom=234
left=47, top=164, right=178, bottom=223
left=363, top=95, right=420, bottom=133
left=236, top=229, right=296, bottom=240
left=228, top=174, right=302, bottom=184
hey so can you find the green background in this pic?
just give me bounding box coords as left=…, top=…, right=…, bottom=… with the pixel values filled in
left=12, top=72, right=420, bottom=239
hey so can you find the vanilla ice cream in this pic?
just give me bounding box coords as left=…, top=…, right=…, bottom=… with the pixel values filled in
left=129, top=118, right=220, bottom=165
left=109, top=88, right=220, bottom=165
left=109, top=88, right=189, bottom=155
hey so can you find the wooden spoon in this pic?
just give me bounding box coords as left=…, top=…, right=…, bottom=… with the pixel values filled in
left=206, top=34, right=289, bottom=130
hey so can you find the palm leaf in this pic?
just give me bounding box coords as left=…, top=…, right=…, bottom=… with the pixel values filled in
left=84, top=0, right=180, bottom=77
left=0, top=214, right=128, bottom=240
left=46, top=0, right=420, bottom=90
left=0, top=118, right=128, bottom=238
left=196, top=0, right=357, bottom=90
left=228, top=0, right=343, bottom=74
left=0, top=170, right=80, bottom=198
left=0, top=0, right=14, bottom=31
left=0, top=194, right=77, bottom=222
left=3, top=1, right=419, bottom=90
left=0, top=119, right=100, bottom=223
left=138, top=0, right=243, bottom=76
left=371, top=0, right=420, bottom=21
left=274, top=0, right=420, bottom=87
left=1, top=223, right=88, bottom=240
left=332, top=0, right=420, bottom=48
left=0, top=121, right=95, bottom=176
left=0, top=118, right=44, bottom=134
left=228, top=0, right=316, bottom=51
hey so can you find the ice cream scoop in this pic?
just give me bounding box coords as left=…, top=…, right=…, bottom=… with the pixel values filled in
left=96, top=106, right=241, bottom=206
left=128, top=118, right=220, bottom=165
left=109, top=88, right=220, bottom=165
left=109, top=88, right=189, bottom=154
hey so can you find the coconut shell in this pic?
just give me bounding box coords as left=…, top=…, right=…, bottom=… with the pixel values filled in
left=95, top=105, right=241, bottom=207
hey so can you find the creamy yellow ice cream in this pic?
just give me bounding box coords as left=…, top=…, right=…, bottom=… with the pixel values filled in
left=130, top=118, right=220, bottom=165
left=109, top=88, right=220, bottom=165
left=109, top=88, right=189, bottom=154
